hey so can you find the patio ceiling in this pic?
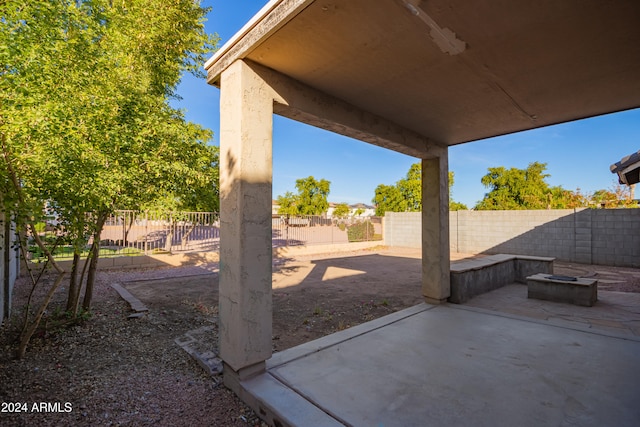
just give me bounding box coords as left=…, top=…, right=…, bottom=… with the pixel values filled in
left=206, top=0, right=640, bottom=149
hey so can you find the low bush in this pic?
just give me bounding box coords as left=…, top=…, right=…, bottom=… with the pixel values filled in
left=347, top=221, right=375, bottom=242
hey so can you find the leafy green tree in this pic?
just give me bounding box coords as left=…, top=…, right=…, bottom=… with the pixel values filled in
left=276, top=191, right=299, bottom=215
left=276, top=176, right=331, bottom=215
left=141, top=144, right=220, bottom=213
left=474, top=162, right=546, bottom=210
left=373, top=184, right=407, bottom=215
left=449, top=200, right=468, bottom=211
left=372, top=162, right=466, bottom=214
left=1, top=0, right=218, bottom=356
left=333, top=203, right=351, bottom=218
left=396, top=163, right=422, bottom=211
left=474, top=162, right=589, bottom=210
left=547, top=186, right=587, bottom=209
left=590, top=185, right=638, bottom=208
left=296, top=176, right=331, bottom=215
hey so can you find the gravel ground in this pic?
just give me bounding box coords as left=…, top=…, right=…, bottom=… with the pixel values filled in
left=1, top=264, right=264, bottom=427
left=1, top=250, right=406, bottom=427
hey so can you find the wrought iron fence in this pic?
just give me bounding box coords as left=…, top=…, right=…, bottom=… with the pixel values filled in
left=272, top=214, right=383, bottom=247
left=100, top=210, right=220, bottom=255
left=103, top=212, right=381, bottom=253
left=29, top=211, right=382, bottom=260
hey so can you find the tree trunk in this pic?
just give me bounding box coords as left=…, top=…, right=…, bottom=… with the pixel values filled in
left=164, top=214, right=175, bottom=253
left=164, top=224, right=174, bottom=252
left=28, top=223, right=65, bottom=273
left=181, top=221, right=198, bottom=250
left=81, top=213, right=108, bottom=312
left=65, top=251, right=81, bottom=314
left=123, top=211, right=134, bottom=247
left=18, top=272, right=66, bottom=359
left=16, top=229, right=58, bottom=333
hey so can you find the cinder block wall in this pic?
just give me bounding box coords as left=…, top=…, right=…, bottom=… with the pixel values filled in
left=384, top=208, right=640, bottom=268
left=383, top=213, right=423, bottom=248
left=449, top=211, right=458, bottom=253
left=592, top=209, right=640, bottom=267
left=454, top=209, right=578, bottom=261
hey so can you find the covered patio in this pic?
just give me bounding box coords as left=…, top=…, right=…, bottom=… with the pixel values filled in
left=205, top=0, right=640, bottom=425
left=244, top=303, right=640, bottom=426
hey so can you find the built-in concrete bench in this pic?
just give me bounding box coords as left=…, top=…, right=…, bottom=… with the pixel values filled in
left=449, top=254, right=554, bottom=304
left=526, top=273, right=597, bottom=307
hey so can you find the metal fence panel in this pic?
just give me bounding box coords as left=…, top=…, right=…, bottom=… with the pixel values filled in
left=31, top=211, right=382, bottom=260
left=272, top=214, right=383, bottom=247
left=100, top=211, right=220, bottom=255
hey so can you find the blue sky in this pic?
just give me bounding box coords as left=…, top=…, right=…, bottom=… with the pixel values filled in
left=173, top=0, right=639, bottom=208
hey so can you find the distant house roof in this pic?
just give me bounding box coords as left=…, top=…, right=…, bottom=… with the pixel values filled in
left=611, top=150, right=640, bottom=185
left=350, top=203, right=374, bottom=209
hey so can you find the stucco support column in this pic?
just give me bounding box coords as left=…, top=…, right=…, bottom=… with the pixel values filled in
left=422, top=150, right=450, bottom=304
left=219, top=60, right=274, bottom=389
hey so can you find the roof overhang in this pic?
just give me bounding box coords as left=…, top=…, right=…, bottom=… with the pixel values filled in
left=611, top=150, right=640, bottom=186
left=206, top=0, right=640, bottom=148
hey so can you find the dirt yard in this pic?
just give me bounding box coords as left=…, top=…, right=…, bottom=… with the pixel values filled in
left=1, top=247, right=638, bottom=426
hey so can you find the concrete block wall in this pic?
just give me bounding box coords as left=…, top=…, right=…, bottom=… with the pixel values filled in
left=449, top=212, right=458, bottom=253
left=591, top=209, right=640, bottom=267
left=454, top=209, right=577, bottom=261
left=383, top=213, right=423, bottom=248
left=574, top=209, right=592, bottom=264
left=384, top=208, right=640, bottom=268
left=384, top=212, right=459, bottom=250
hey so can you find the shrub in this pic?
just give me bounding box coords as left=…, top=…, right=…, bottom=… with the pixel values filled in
left=347, top=221, right=375, bottom=242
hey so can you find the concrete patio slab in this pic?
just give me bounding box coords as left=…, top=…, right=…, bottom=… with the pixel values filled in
left=242, top=303, right=640, bottom=427
left=465, top=284, right=640, bottom=338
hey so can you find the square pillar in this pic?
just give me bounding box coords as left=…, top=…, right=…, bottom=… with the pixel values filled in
left=421, top=152, right=450, bottom=304
left=219, top=60, right=274, bottom=385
